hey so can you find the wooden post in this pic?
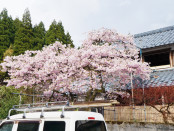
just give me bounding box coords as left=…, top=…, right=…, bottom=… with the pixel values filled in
left=142, top=55, right=145, bottom=63
left=170, top=50, right=173, bottom=67
left=172, top=51, right=174, bottom=67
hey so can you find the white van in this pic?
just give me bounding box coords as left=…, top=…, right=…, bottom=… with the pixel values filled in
left=0, top=102, right=107, bottom=131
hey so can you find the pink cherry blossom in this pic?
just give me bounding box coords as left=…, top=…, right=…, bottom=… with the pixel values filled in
left=0, top=28, right=151, bottom=100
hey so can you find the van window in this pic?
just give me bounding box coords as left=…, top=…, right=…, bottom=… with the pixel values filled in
left=0, top=122, right=13, bottom=131
left=75, top=120, right=106, bottom=131
left=43, top=121, right=65, bottom=131
left=17, top=121, right=39, bottom=131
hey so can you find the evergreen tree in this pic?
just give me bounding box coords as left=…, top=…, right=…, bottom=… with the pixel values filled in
left=45, top=20, right=58, bottom=45
left=22, top=9, right=32, bottom=29
left=33, top=21, right=46, bottom=50
left=13, top=8, right=33, bottom=55
left=65, top=32, right=74, bottom=48
left=0, top=8, right=15, bottom=61
left=13, top=18, right=22, bottom=32
left=57, top=21, right=66, bottom=44
left=45, top=20, right=74, bottom=47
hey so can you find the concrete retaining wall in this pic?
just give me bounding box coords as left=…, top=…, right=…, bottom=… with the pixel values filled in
left=107, top=123, right=174, bottom=131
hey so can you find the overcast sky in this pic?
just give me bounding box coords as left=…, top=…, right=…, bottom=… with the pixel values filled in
left=1, top=0, right=174, bottom=47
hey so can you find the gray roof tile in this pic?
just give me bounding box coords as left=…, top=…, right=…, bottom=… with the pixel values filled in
left=134, top=26, right=174, bottom=49
left=126, top=68, right=174, bottom=89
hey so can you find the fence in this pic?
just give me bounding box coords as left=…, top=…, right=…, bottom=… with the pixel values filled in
left=104, top=105, right=174, bottom=123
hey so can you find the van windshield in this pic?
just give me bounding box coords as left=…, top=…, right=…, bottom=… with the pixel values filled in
left=0, top=122, right=13, bottom=131
left=17, top=121, right=39, bottom=131
left=75, top=120, right=106, bottom=131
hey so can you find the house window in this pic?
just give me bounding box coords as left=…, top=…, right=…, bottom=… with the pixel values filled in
left=144, top=52, right=170, bottom=67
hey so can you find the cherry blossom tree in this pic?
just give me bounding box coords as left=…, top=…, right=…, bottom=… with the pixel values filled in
left=1, top=42, right=83, bottom=101
left=78, top=28, right=151, bottom=100
left=0, top=28, right=151, bottom=101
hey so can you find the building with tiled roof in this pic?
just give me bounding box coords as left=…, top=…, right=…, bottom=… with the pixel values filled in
left=134, top=25, right=174, bottom=88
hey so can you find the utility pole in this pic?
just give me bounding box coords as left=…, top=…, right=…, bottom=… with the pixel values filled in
left=142, top=81, right=146, bottom=122
left=131, top=71, right=135, bottom=120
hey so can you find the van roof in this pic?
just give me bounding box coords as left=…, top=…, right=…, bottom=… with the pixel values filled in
left=8, top=111, right=104, bottom=121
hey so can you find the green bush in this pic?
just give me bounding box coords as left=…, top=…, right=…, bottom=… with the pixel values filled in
left=0, top=86, right=20, bottom=119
